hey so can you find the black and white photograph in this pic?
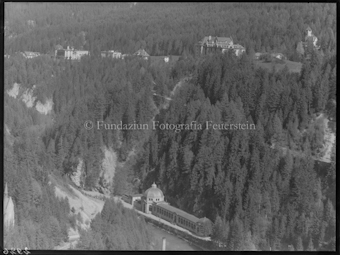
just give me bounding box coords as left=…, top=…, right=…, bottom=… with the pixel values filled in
left=3, top=2, right=337, bottom=252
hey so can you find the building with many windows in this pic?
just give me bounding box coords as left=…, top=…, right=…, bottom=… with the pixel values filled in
left=55, top=46, right=89, bottom=60
left=196, top=36, right=245, bottom=57
left=101, top=50, right=122, bottom=59
left=140, top=183, right=212, bottom=237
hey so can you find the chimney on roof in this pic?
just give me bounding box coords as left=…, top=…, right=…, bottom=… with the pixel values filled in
left=67, top=46, right=70, bottom=50
left=209, top=35, right=212, bottom=41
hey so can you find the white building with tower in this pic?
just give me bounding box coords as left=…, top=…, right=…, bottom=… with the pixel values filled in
left=140, top=182, right=213, bottom=237
left=141, top=182, right=164, bottom=214
left=305, top=26, right=319, bottom=48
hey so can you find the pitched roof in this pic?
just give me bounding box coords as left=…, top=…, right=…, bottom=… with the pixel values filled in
left=156, top=203, right=200, bottom=223
left=134, top=49, right=149, bottom=57
left=233, top=44, right=245, bottom=49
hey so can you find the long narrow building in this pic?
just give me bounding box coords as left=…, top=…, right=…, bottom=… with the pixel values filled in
left=136, top=183, right=212, bottom=237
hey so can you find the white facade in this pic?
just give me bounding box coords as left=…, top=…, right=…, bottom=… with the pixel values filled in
left=200, top=36, right=245, bottom=56
left=233, top=44, right=246, bottom=56
left=55, top=46, right=89, bottom=60
left=101, top=50, right=122, bottom=59
left=142, top=183, right=164, bottom=214
left=304, top=27, right=319, bottom=49
left=22, top=51, right=40, bottom=59
left=65, top=48, right=89, bottom=60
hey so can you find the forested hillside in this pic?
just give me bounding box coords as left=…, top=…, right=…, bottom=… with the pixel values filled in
left=5, top=3, right=336, bottom=60
left=142, top=50, right=336, bottom=250
left=4, top=52, right=175, bottom=249
left=77, top=199, right=153, bottom=250
left=4, top=2, right=336, bottom=251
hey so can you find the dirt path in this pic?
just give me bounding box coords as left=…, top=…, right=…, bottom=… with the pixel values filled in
left=55, top=228, right=80, bottom=250
left=160, top=76, right=191, bottom=109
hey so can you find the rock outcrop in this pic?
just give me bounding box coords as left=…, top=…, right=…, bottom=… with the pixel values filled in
left=4, top=183, right=15, bottom=230
left=7, top=83, right=53, bottom=115
left=99, top=146, right=117, bottom=191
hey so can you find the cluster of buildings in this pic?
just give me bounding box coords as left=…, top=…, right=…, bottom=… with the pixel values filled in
left=100, top=48, right=152, bottom=60
left=254, top=52, right=286, bottom=61
left=254, top=26, right=319, bottom=62
left=54, top=46, right=154, bottom=61
left=196, top=36, right=246, bottom=57
left=55, top=46, right=90, bottom=60
left=124, top=183, right=212, bottom=237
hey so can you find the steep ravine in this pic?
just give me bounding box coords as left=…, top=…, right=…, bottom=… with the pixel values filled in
left=53, top=76, right=191, bottom=250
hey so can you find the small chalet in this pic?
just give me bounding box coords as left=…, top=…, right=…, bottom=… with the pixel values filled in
left=271, top=53, right=286, bottom=60
left=134, top=49, right=150, bottom=60
left=21, top=51, right=40, bottom=59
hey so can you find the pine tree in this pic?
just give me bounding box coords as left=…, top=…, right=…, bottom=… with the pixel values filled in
left=296, top=236, right=303, bottom=251
left=228, top=217, right=244, bottom=251
left=307, top=237, right=314, bottom=251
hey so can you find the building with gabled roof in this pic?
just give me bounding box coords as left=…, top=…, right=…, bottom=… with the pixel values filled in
left=101, top=50, right=122, bottom=59
left=196, top=35, right=245, bottom=57
left=134, top=49, right=150, bottom=60
left=21, top=51, right=40, bottom=59
left=233, top=44, right=246, bottom=56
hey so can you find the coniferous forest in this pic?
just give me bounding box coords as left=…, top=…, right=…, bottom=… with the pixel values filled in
left=4, top=2, right=336, bottom=251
